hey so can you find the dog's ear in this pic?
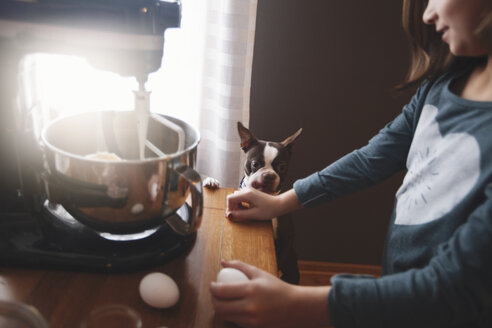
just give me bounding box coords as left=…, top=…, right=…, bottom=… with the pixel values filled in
left=280, top=128, right=302, bottom=153
left=237, top=121, right=258, bottom=152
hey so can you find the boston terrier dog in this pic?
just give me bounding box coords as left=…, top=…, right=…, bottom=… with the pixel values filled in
left=237, top=122, right=301, bottom=193
left=237, top=122, right=302, bottom=283
left=203, top=122, right=302, bottom=283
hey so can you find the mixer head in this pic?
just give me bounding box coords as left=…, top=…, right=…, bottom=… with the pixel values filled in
left=0, top=0, right=181, bottom=81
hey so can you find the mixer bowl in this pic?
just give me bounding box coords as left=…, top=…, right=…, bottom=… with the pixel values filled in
left=41, top=111, right=202, bottom=235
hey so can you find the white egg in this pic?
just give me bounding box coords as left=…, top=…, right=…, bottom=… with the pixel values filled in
left=216, top=268, right=249, bottom=284
left=139, top=272, right=179, bottom=308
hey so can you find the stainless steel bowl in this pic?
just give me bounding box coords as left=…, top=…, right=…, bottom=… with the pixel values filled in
left=41, top=111, right=202, bottom=235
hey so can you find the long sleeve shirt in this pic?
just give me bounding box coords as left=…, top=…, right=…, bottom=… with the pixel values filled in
left=293, top=70, right=492, bottom=328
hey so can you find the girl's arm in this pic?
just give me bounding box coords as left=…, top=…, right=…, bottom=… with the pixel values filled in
left=294, top=82, right=433, bottom=208
left=226, top=83, right=432, bottom=221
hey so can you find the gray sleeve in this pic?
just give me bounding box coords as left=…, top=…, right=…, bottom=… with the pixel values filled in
left=328, top=183, right=492, bottom=328
left=293, top=84, right=429, bottom=207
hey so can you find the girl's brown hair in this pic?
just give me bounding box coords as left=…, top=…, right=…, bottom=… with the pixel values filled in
left=398, top=0, right=492, bottom=91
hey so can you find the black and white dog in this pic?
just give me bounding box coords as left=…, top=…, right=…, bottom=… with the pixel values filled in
left=205, top=122, right=302, bottom=283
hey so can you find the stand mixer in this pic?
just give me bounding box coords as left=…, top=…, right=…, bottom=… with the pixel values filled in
left=0, top=0, right=203, bottom=272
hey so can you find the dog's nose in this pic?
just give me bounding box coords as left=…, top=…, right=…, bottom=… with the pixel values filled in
left=262, top=172, right=277, bottom=182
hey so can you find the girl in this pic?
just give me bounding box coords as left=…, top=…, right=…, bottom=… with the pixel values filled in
left=210, top=0, right=492, bottom=327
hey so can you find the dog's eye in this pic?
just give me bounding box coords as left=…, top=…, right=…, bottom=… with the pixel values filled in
left=277, top=162, right=287, bottom=173
left=251, top=161, right=260, bottom=170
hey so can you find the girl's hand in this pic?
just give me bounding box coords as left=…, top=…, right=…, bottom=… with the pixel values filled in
left=225, top=187, right=302, bottom=221
left=210, top=260, right=331, bottom=328
left=210, top=260, right=297, bottom=327
left=225, top=187, right=280, bottom=221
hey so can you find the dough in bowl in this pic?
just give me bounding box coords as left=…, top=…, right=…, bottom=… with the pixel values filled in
left=85, top=152, right=122, bottom=161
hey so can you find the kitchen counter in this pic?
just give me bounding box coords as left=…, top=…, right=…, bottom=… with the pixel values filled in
left=0, top=187, right=278, bottom=328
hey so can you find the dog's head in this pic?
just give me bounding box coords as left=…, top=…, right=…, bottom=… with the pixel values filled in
left=238, top=122, right=302, bottom=194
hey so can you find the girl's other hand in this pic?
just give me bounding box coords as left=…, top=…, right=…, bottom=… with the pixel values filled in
left=210, top=260, right=331, bottom=328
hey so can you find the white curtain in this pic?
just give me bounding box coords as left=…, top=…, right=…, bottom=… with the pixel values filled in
left=151, top=0, right=259, bottom=188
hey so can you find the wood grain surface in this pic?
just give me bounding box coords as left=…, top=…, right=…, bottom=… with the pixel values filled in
left=0, top=188, right=278, bottom=328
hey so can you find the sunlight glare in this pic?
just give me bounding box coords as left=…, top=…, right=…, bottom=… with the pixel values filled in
left=27, top=53, right=137, bottom=116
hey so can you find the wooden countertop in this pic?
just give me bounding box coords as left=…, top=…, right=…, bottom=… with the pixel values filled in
left=0, top=188, right=278, bottom=328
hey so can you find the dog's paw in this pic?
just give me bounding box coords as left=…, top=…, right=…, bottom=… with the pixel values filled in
left=203, top=177, right=221, bottom=189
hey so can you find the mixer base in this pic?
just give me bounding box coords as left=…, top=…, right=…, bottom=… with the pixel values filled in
left=0, top=203, right=195, bottom=272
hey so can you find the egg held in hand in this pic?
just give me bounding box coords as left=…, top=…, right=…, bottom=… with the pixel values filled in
left=216, top=268, right=249, bottom=284
left=139, top=272, right=179, bottom=309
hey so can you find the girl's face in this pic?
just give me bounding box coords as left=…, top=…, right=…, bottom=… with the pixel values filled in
left=423, top=0, right=491, bottom=56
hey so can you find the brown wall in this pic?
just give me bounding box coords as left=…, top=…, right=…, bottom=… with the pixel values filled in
left=250, top=0, right=414, bottom=265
